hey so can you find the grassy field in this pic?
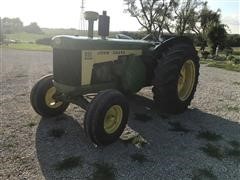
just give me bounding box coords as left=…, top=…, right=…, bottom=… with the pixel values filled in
left=4, top=29, right=119, bottom=52
left=6, top=29, right=101, bottom=42
left=42, top=28, right=87, bottom=36
left=233, top=47, right=240, bottom=52
left=200, top=59, right=240, bottom=72
left=1, top=43, right=52, bottom=51
left=207, top=61, right=240, bottom=72
left=6, top=29, right=83, bottom=41
left=197, top=46, right=240, bottom=72
left=6, top=32, right=48, bottom=42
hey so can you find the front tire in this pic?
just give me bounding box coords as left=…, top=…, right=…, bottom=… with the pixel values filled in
left=84, top=89, right=129, bottom=146
left=152, top=43, right=200, bottom=114
left=30, top=75, right=69, bottom=117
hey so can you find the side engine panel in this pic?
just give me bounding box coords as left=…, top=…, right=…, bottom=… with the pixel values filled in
left=81, top=49, right=142, bottom=85
left=91, top=61, right=114, bottom=84
left=91, top=55, right=147, bottom=93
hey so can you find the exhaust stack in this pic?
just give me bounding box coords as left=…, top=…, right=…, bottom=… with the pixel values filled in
left=84, top=11, right=99, bottom=38
left=98, top=11, right=110, bottom=39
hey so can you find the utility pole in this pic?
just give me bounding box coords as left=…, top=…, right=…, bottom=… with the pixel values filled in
left=79, top=0, right=86, bottom=35
left=0, top=17, right=3, bottom=43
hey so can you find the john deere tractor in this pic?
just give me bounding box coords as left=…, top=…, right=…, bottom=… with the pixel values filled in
left=30, top=11, right=199, bottom=145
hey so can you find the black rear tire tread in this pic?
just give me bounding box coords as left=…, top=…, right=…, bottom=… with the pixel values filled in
left=152, top=43, right=200, bottom=114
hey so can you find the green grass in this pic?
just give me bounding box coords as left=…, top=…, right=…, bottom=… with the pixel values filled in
left=226, top=140, right=240, bottom=158
left=232, top=47, right=240, bottom=55
left=3, top=143, right=15, bottom=149
left=192, top=168, right=217, bottom=180
left=228, top=140, right=240, bottom=149
left=200, top=59, right=212, bottom=64
left=222, top=105, right=240, bottom=112
left=6, top=32, right=47, bottom=42
left=233, top=81, right=240, bottom=85
left=121, top=134, right=147, bottom=148
left=5, top=30, right=81, bottom=42
left=134, top=113, right=152, bottom=122
left=5, top=29, right=119, bottom=41
left=200, top=143, right=224, bottom=160
left=227, top=106, right=239, bottom=112
left=48, top=128, right=65, bottom=138
left=196, top=46, right=240, bottom=53
left=168, top=122, right=190, bottom=133
left=26, top=122, right=37, bottom=127
left=226, top=149, right=240, bottom=157
left=42, top=28, right=86, bottom=36
left=233, top=47, right=240, bottom=51
left=1, top=43, right=52, bottom=51
left=197, top=131, right=223, bottom=141
left=90, top=162, right=116, bottom=180
left=130, top=153, right=148, bottom=163
left=207, top=61, right=240, bottom=72
left=5, top=29, right=113, bottom=43
left=55, top=156, right=82, bottom=171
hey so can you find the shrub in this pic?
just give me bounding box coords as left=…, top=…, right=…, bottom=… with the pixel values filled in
left=233, top=57, right=240, bottom=64
left=232, top=51, right=240, bottom=56
left=36, top=37, right=51, bottom=45
left=24, top=22, right=43, bottom=34
left=228, top=56, right=240, bottom=64
left=201, top=51, right=210, bottom=59
left=213, top=55, right=226, bottom=61
left=224, top=47, right=233, bottom=57
left=227, top=55, right=235, bottom=61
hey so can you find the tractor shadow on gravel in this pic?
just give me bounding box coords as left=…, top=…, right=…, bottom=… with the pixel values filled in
left=36, top=95, right=240, bottom=180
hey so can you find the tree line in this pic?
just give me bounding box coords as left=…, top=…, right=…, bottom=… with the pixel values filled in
left=0, top=17, right=42, bottom=34
left=124, top=0, right=239, bottom=54
left=1, top=2, right=239, bottom=50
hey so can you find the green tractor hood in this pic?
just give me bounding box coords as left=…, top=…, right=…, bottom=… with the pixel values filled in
left=51, top=35, right=154, bottom=50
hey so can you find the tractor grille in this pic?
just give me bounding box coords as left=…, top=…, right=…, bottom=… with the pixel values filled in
left=53, top=49, right=82, bottom=86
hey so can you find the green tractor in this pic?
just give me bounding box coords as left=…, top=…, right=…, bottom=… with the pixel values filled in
left=30, top=11, right=199, bottom=145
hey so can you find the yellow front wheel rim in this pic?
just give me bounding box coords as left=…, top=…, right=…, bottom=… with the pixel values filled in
left=45, top=87, right=63, bottom=108
left=104, top=105, right=123, bottom=134
left=177, top=60, right=196, bottom=101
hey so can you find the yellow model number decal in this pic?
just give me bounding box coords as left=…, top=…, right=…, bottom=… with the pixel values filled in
left=81, top=49, right=142, bottom=85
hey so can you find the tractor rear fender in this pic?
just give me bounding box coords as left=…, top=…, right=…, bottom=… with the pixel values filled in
left=154, top=36, right=194, bottom=57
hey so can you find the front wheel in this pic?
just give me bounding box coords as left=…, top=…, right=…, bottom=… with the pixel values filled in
left=84, top=89, right=129, bottom=146
left=30, top=75, right=69, bottom=117
left=152, top=43, right=200, bottom=114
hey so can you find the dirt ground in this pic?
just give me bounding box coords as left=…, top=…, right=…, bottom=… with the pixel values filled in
left=1, top=49, right=240, bottom=180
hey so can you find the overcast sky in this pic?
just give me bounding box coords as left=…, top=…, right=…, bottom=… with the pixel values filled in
left=0, top=0, right=239, bottom=34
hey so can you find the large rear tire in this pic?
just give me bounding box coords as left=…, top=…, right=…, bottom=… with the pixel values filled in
left=30, top=75, right=69, bottom=117
left=152, top=43, right=200, bottom=114
left=84, top=89, right=129, bottom=146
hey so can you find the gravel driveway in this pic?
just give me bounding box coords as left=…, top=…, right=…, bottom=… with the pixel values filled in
left=1, top=49, right=240, bottom=180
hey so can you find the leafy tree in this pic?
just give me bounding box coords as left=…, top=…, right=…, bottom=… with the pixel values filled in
left=191, top=2, right=221, bottom=51
left=2, top=17, right=23, bottom=33
left=207, top=24, right=227, bottom=55
left=36, top=37, right=51, bottom=45
left=124, top=0, right=178, bottom=40
left=120, top=31, right=146, bottom=39
left=165, top=0, right=203, bottom=35
left=24, top=22, right=43, bottom=34
left=226, top=34, right=240, bottom=47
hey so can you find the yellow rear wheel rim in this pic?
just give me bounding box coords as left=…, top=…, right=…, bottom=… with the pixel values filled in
left=45, top=87, right=63, bottom=108
left=104, top=105, right=123, bottom=134
left=177, top=60, right=196, bottom=101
